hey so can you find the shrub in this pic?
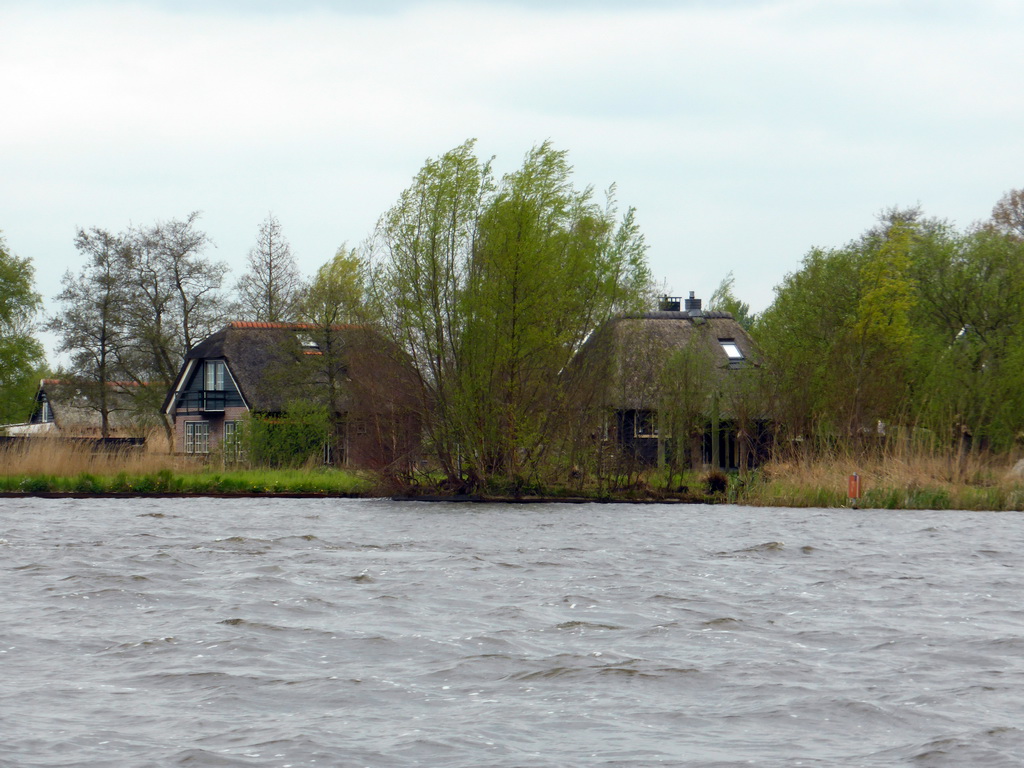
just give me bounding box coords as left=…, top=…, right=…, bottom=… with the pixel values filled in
left=72, top=473, right=103, bottom=493
left=243, top=402, right=329, bottom=468
left=705, top=469, right=728, bottom=495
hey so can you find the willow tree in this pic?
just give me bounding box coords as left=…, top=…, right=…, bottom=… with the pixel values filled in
left=370, top=140, right=651, bottom=488
left=369, top=140, right=492, bottom=479
left=459, top=143, right=650, bottom=484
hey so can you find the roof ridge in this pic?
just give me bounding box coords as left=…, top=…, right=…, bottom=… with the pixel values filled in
left=41, top=379, right=150, bottom=388
left=227, top=321, right=361, bottom=330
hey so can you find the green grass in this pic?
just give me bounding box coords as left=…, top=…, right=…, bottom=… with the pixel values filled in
left=0, top=468, right=374, bottom=496
left=6, top=463, right=1024, bottom=509
left=729, top=477, right=1024, bottom=511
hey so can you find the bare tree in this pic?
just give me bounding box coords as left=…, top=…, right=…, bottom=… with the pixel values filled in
left=119, top=213, right=228, bottom=435
left=121, top=212, right=226, bottom=377
left=142, top=212, right=226, bottom=354
left=47, top=228, right=132, bottom=438
left=234, top=214, right=303, bottom=322
left=49, top=215, right=227, bottom=439
left=992, top=188, right=1024, bottom=238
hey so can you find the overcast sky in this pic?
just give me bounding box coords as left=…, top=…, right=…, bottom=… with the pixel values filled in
left=3, top=0, right=1022, bottom=359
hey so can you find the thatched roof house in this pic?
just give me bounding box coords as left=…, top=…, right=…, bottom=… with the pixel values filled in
left=573, top=293, right=765, bottom=469
left=162, top=322, right=420, bottom=468
left=3, top=379, right=152, bottom=439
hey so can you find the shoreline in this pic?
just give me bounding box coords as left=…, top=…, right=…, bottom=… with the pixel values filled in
left=0, top=491, right=718, bottom=504
left=0, top=489, right=1008, bottom=510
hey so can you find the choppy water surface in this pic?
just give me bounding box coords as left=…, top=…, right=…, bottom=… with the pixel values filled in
left=3, top=499, right=1024, bottom=767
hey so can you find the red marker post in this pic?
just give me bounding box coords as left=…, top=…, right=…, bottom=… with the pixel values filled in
left=848, top=473, right=861, bottom=508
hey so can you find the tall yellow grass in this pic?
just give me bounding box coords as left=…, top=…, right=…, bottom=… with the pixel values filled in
left=748, top=442, right=1024, bottom=509
left=0, top=432, right=191, bottom=477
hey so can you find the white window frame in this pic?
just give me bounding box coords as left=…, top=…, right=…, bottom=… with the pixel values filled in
left=297, top=333, right=320, bottom=350
left=223, top=420, right=244, bottom=462
left=719, top=339, right=744, bottom=361
left=204, top=360, right=226, bottom=391
left=185, top=421, right=210, bottom=454
left=203, top=360, right=227, bottom=411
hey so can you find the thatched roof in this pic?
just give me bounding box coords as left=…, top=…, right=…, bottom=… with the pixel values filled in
left=164, top=322, right=419, bottom=416
left=575, top=310, right=757, bottom=410
left=33, top=379, right=153, bottom=437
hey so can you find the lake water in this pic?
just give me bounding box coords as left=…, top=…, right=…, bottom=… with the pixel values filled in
left=3, top=498, right=1024, bottom=767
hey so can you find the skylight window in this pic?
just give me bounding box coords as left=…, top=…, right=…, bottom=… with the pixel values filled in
left=719, top=339, right=744, bottom=360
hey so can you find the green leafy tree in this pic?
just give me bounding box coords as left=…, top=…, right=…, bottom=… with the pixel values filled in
left=301, top=245, right=366, bottom=327
left=295, top=245, right=369, bottom=462
left=243, top=400, right=329, bottom=468
left=907, top=224, right=1024, bottom=451
left=755, top=210, right=921, bottom=446
left=758, top=202, right=1024, bottom=457
left=370, top=140, right=493, bottom=480
left=370, top=140, right=651, bottom=489
left=0, top=233, right=45, bottom=424
left=708, top=272, right=753, bottom=330
left=459, top=143, right=650, bottom=484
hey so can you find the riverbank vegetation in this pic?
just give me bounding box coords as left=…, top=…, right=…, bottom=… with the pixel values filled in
left=0, top=437, right=372, bottom=496
left=3, top=146, right=1024, bottom=509
left=2, top=433, right=1024, bottom=509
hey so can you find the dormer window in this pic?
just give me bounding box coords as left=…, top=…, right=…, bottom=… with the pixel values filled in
left=298, top=333, right=319, bottom=350
left=719, top=339, right=744, bottom=361
left=204, top=360, right=226, bottom=391
left=202, top=360, right=227, bottom=411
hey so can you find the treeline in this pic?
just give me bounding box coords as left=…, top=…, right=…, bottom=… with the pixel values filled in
left=0, top=210, right=364, bottom=431
left=753, top=190, right=1024, bottom=456
left=1, top=141, right=651, bottom=483
left=2, top=139, right=1023, bottom=484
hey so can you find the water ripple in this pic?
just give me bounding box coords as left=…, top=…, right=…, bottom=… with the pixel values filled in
left=4, top=498, right=1024, bottom=766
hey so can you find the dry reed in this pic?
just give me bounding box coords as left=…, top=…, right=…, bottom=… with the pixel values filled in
left=747, top=441, right=1024, bottom=510
left=0, top=433, right=188, bottom=477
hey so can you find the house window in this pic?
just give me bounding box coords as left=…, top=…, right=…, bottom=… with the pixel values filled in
left=634, top=410, right=658, bottom=438
left=224, top=420, right=244, bottom=462
left=205, top=360, right=226, bottom=391
left=41, top=398, right=52, bottom=423
left=204, top=360, right=226, bottom=411
left=719, top=339, right=744, bottom=361
left=185, top=421, right=210, bottom=454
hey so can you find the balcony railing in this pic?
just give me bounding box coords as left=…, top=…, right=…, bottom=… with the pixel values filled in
left=176, top=390, right=229, bottom=413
